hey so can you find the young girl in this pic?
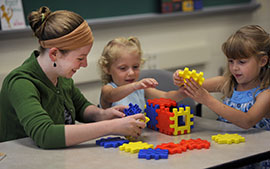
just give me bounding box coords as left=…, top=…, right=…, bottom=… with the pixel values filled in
left=174, top=24, right=270, bottom=168
left=98, top=36, right=186, bottom=110
left=174, top=25, right=270, bottom=130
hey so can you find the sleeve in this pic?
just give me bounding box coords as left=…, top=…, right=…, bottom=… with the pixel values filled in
left=8, top=79, right=66, bottom=149
left=71, top=82, right=93, bottom=122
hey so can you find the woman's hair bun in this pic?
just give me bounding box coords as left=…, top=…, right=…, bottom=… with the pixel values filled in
left=28, top=6, right=51, bottom=38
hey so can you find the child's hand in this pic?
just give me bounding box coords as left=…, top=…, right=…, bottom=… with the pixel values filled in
left=112, top=113, right=146, bottom=138
left=183, top=78, right=211, bottom=105
left=173, top=69, right=185, bottom=86
left=133, top=78, right=158, bottom=90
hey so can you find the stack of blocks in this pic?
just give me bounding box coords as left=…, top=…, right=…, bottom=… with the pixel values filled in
left=144, top=98, right=194, bottom=136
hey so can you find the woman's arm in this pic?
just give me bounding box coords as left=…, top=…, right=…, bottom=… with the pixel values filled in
left=9, top=79, right=67, bottom=149
left=184, top=78, right=270, bottom=129
left=83, top=105, right=126, bottom=122
left=65, top=106, right=146, bottom=146
left=9, top=79, right=145, bottom=148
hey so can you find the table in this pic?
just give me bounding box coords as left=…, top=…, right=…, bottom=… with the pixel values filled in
left=0, top=117, right=269, bottom=169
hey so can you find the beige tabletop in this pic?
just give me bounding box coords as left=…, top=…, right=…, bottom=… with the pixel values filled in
left=0, top=116, right=269, bottom=169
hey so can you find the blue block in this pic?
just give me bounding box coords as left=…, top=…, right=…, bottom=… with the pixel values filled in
left=145, top=103, right=159, bottom=130
left=96, top=137, right=129, bottom=148
left=124, top=103, right=142, bottom=116
left=138, top=148, right=169, bottom=160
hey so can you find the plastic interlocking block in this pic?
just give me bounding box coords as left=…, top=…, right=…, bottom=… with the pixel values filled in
left=178, top=67, right=205, bottom=86
left=145, top=98, right=177, bottom=131
left=156, top=107, right=175, bottom=135
left=155, top=138, right=210, bottom=154
left=212, top=133, right=245, bottom=144
left=179, top=138, right=210, bottom=150
left=96, top=137, right=129, bottom=148
left=169, top=106, right=193, bottom=135
left=145, top=102, right=159, bottom=130
left=119, top=141, right=154, bottom=154
left=124, top=103, right=142, bottom=116
left=147, top=98, right=177, bottom=108
left=145, top=98, right=194, bottom=136
left=138, top=148, right=169, bottom=160
left=155, top=142, right=187, bottom=154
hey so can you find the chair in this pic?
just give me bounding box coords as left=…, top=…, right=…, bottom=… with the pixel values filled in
left=139, top=69, right=201, bottom=116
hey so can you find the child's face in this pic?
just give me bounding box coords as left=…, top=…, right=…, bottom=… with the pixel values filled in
left=108, top=49, right=141, bottom=86
left=228, top=56, right=263, bottom=89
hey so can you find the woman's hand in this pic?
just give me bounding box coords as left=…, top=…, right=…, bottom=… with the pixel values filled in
left=111, top=113, right=146, bottom=138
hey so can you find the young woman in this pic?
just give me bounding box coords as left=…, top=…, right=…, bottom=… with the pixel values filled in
left=0, top=6, right=146, bottom=149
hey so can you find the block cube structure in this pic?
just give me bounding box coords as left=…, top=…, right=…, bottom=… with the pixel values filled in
left=178, top=67, right=205, bottom=86
left=144, top=98, right=194, bottom=136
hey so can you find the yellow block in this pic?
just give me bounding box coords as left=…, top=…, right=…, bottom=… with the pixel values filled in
left=179, top=67, right=205, bottom=86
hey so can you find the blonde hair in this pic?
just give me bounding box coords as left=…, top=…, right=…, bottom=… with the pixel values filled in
left=221, top=25, right=270, bottom=98
left=98, top=36, right=144, bottom=85
left=28, top=6, right=84, bottom=54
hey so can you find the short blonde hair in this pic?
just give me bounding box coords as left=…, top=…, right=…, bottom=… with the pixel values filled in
left=98, top=36, right=144, bottom=84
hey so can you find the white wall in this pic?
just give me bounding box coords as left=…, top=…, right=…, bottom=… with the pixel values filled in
left=0, top=0, right=269, bottom=119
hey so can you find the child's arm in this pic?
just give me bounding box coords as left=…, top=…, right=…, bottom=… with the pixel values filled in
left=145, top=70, right=222, bottom=102
left=184, top=78, right=270, bottom=129
left=144, top=87, right=187, bottom=102
left=100, top=78, right=158, bottom=108
left=145, top=69, right=208, bottom=102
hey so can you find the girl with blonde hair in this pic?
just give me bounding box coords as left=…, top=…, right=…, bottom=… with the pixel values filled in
left=98, top=36, right=186, bottom=110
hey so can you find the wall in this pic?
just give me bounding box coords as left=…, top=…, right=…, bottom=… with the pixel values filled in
left=0, top=0, right=269, bottom=119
